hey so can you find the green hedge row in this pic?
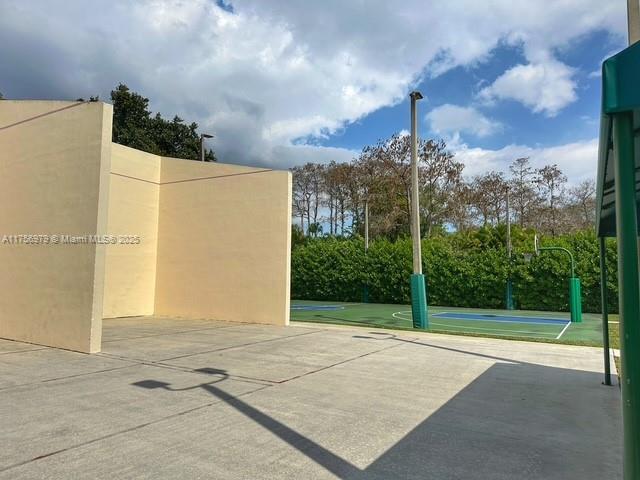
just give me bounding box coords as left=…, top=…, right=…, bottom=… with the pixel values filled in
left=291, top=231, right=618, bottom=314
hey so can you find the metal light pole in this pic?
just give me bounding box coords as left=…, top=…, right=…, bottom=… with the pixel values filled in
left=409, top=91, right=427, bottom=329
left=200, top=133, right=214, bottom=161
left=364, top=199, right=369, bottom=252
left=362, top=199, right=370, bottom=303
left=505, top=186, right=514, bottom=310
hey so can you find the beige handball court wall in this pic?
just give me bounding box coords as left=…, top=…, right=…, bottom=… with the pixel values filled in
left=102, top=152, right=292, bottom=327
left=154, top=159, right=292, bottom=326
left=0, top=100, right=292, bottom=353
left=0, top=101, right=112, bottom=353
left=102, top=144, right=160, bottom=318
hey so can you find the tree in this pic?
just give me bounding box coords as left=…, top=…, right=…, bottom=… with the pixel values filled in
left=447, top=181, right=475, bottom=232
left=308, top=163, right=324, bottom=229
left=110, top=83, right=216, bottom=161
left=567, top=179, right=596, bottom=229
left=291, top=164, right=313, bottom=234
left=364, top=134, right=413, bottom=238
left=291, top=224, right=305, bottom=249
left=470, top=172, right=508, bottom=226
left=508, top=157, right=539, bottom=228
left=419, top=139, right=463, bottom=236
left=536, top=164, right=567, bottom=236
left=324, top=162, right=352, bottom=235
left=288, top=133, right=597, bottom=241
left=111, top=84, right=156, bottom=152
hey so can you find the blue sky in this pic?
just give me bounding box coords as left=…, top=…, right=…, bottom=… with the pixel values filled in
left=320, top=29, right=623, bottom=173
left=0, top=0, right=630, bottom=182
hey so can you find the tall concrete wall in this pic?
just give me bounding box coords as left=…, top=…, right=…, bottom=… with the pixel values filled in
left=0, top=100, right=291, bottom=353
left=102, top=151, right=291, bottom=327
left=0, top=101, right=112, bottom=353
left=102, top=144, right=160, bottom=318
left=154, top=158, right=292, bottom=326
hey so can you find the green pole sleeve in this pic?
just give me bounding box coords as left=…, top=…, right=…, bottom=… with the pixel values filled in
left=569, top=277, right=582, bottom=323
left=599, top=237, right=612, bottom=386
left=613, top=111, right=640, bottom=478
left=410, top=274, right=428, bottom=329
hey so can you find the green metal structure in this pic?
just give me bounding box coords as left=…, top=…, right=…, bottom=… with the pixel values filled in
left=596, top=41, right=640, bottom=479
left=410, top=274, right=428, bottom=329
left=536, top=245, right=582, bottom=323
left=505, top=278, right=514, bottom=310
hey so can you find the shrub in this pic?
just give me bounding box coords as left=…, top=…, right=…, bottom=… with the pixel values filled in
left=291, top=229, right=618, bottom=314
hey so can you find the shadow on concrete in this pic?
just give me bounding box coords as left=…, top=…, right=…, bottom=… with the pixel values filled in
left=352, top=331, right=530, bottom=365
left=133, top=360, right=621, bottom=479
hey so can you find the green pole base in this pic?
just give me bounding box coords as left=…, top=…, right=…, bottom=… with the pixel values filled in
left=505, top=279, right=514, bottom=310
left=410, top=274, right=428, bottom=329
left=362, top=285, right=369, bottom=304
left=569, top=277, right=582, bottom=323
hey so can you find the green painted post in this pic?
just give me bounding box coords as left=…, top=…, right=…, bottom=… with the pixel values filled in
left=568, top=277, right=582, bottom=323
left=410, top=274, right=428, bottom=329
left=505, top=279, right=514, bottom=310
left=362, top=285, right=369, bottom=303
left=613, top=111, right=640, bottom=478
left=599, top=236, right=612, bottom=386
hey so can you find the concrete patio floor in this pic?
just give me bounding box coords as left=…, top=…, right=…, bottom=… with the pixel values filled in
left=0, top=317, right=622, bottom=479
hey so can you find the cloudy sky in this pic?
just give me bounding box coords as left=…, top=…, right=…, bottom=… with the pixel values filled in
left=0, top=0, right=628, bottom=182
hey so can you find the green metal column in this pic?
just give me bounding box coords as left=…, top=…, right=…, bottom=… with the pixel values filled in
left=505, top=279, right=514, bottom=310
left=599, top=236, right=612, bottom=386
left=410, top=274, right=428, bottom=329
left=613, top=111, right=640, bottom=478
left=568, top=278, right=582, bottom=323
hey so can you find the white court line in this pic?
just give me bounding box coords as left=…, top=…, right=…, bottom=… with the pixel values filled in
left=291, top=304, right=346, bottom=310
left=555, top=322, right=571, bottom=340
left=391, top=311, right=558, bottom=338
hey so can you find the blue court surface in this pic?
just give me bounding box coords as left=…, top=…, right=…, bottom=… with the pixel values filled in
left=432, top=312, right=569, bottom=326
left=290, top=304, right=344, bottom=311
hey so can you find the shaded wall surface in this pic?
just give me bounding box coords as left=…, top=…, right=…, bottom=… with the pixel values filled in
left=154, top=159, right=292, bottom=326
left=103, top=144, right=160, bottom=318
left=104, top=153, right=292, bottom=327
left=0, top=101, right=111, bottom=353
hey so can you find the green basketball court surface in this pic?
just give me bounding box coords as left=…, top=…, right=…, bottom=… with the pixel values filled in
left=291, top=300, right=606, bottom=346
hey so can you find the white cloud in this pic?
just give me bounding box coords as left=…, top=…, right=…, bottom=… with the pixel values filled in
left=478, top=58, right=578, bottom=116
left=427, top=104, right=500, bottom=138
left=272, top=144, right=358, bottom=168
left=0, top=0, right=626, bottom=167
left=451, top=138, right=598, bottom=184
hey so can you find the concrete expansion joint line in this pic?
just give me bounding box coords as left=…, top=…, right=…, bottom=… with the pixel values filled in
left=157, top=329, right=323, bottom=362
left=275, top=340, right=408, bottom=385
left=0, top=384, right=272, bottom=474
left=0, top=363, right=137, bottom=393
left=95, top=353, right=277, bottom=387
left=100, top=323, right=244, bottom=344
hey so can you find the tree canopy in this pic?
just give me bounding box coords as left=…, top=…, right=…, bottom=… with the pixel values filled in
left=292, top=133, right=595, bottom=239
left=110, top=84, right=216, bottom=161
